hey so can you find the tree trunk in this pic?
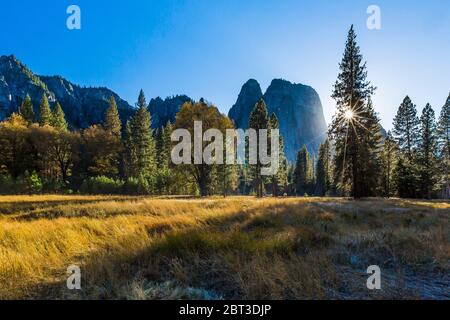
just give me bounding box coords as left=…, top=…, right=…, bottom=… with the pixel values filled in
left=198, top=175, right=208, bottom=197
left=200, top=182, right=208, bottom=197
left=272, top=178, right=277, bottom=197
left=256, top=175, right=263, bottom=198
left=351, top=136, right=360, bottom=199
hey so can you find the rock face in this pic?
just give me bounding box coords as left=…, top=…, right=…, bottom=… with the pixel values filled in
left=148, top=95, right=193, bottom=129
left=228, top=79, right=328, bottom=162
left=0, top=55, right=50, bottom=120
left=0, top=55, right=134, bottom=129
left=228, top=79, right=263, bottom=130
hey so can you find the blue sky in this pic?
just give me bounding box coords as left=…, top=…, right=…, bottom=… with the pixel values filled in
left=1, top=0, right=449, bottom=129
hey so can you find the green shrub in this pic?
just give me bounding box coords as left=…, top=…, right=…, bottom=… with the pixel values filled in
left=80, top=176, right=124, bottom=195
left=23, top=171, right=43, bottom=194
left=0, top=172, right=43, bottom=195
left=122, top=175, right=155, bottom=195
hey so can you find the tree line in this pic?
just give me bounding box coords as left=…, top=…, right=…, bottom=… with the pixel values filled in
left=0, top=89, right=283, bottom=196
left=307, top=26, right=449, bottom=199
left=0, top=26, right=448, bottom=198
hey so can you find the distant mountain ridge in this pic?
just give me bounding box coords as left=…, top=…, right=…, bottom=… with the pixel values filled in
left=0, top=55, right=329, bottom=161
left=0, top=55, right=136, bottom=128
left=0, top=55, right=194, bottom=129
left=228, top=78, right=328, bottom=161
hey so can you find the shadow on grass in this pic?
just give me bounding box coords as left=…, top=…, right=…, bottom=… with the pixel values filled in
left=16, top=199, right=450, bottom=300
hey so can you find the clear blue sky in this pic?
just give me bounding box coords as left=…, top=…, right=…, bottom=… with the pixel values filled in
left=1, top=0, right=449, bottom=129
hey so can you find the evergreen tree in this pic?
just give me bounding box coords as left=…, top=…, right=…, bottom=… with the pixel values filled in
left=123, top=120, right=136, bottom=178
left=380, top=131, right=398, bottom=197
left=268, top=113, right=288, bottom=197
left=103, top=96, right=123, bottom=180
left=309, top=153, right=315, bottom=192
left=437, top=94, right=450, bottom=198
left=104, top=96, right=122, bottom=137
left=391, top=96, right=421, bottom=198
left=392, top=96, right=420, bottom=159
left=162, top=122, right=174, bottom=166
left=418, top=104, right=438, bottom=198
left=393, top=156, right=417, bottom=198
left=155, top=127, right=165, bottom=168
left=155, top=122, right=175, bottom=194
left=315, top=139, right=332, bottom=196
left=124, top=90, right=156, bottom=188
left=358, top=97, right=383, bottom=196
left=51, top=102, right=68, bottom=132
left=19, top=94, right=34, bottom=124
left=155, top=122, right=174, bottom=170
left=248, top=99, right=270, bottom=198
left=329, top=25, right=378, bottom=198
left=38, top=94, right=52, bottom=127
left=294, top=145, right=311, bottom=196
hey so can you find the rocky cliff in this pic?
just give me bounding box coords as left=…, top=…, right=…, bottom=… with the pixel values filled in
left=148, top=95, right=193, bottom=128
left=228, top=78, right=328, bottom=161
left=228, top=79, right=263, bottom=130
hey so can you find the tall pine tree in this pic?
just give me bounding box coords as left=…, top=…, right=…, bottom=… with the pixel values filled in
left=19, top=94, right=34, bottom=124
left=104, top=96, right=122, bottom=137
left=392, top=96, right=421, bottom=198
left=418, top=104, right=438, bottom=198
left=124, top=90, right=156, bottom=189
left=358, top=97, right=383, bottom=196
left=329, top=25, right=378, bottom=198
left=155, top=122, right=175, bottom=195
left=268, top=113, right=288, bottom=197
left=294, top=145, right=311, bottom=196
left=38, top=94, right=52, bottom=127
left=315, top=139, right=332, bottom=196
left=392, top=96, right=420, bottom=159
left=437, top=94, right=450, bottom=198
left=51, top=102, right=68, bottom=131
left=249, top=99, right=270, bottom=198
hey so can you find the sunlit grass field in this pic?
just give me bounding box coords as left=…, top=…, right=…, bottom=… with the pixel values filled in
left=0, top=195, right=448, bottom=300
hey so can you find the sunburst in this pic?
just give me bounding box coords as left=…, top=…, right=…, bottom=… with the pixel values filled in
left=344, top=109, right=354, bottom=120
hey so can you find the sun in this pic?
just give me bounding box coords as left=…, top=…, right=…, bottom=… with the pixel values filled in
left=344, top=109, right=354, bottom=120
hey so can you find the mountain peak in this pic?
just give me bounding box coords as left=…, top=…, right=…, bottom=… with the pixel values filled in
left=0, top=55, right=18, bottom=63
left=0, top=55, right=34, bottom=74
left=241, top=79, right=262, bottom=94
left=228, top=79, right=263, bottom=129
left=243, top=78, right=260, bottom=87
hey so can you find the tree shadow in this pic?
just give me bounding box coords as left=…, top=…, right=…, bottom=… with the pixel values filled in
left=12, top=198, right=450, bottom=300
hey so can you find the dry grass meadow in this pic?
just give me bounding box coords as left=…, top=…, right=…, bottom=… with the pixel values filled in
left=0, top=195, right=448, bottom=300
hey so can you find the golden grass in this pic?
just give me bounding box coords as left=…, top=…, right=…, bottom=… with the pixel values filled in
left=0, top=196, right=448, bottom=300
